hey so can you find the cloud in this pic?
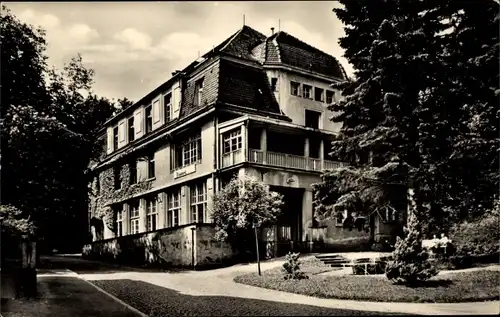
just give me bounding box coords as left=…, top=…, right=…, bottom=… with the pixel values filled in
left=16, top=8, right=100, bottom=68
left=113, top=28, right=152, bottom=51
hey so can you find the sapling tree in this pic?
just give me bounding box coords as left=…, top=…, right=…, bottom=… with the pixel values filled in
left=211, top=175, right=284, bottom=255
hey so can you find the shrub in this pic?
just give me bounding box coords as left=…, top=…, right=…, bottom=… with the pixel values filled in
left=449, top=200, right=499, bottom=266
left=385, top=196, right=438, bottom=285
left=282, top=252, right=308, bottom=280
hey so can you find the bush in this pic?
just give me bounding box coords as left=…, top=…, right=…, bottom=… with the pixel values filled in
left=352, top=261, right=387, bottom=275
left=449, top=201, right=499, bottom=265
left=385, top=198, right=438, bottom=285
left=282, top=252, right=308, bottom=280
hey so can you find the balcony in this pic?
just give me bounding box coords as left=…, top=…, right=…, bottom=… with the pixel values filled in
left=221, top=148, right=342, bottom=171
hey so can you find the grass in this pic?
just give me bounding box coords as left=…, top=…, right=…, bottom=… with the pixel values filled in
left=234, top=258, right=500, bottom=303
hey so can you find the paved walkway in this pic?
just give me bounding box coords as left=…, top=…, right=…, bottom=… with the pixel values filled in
left=72, top=256, right=500, bottom=316
left=1, top=270, right=142, bottom=317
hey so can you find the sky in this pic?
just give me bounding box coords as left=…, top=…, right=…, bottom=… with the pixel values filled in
left=6, top=1, right=353, bottom=102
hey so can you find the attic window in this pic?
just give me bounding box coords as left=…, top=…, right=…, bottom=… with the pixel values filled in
left=303, top=85, right=312, bottom=99
left=290, top=81, right=300, bottom=96
left=314, top=87, right=324, bottom=102
left=195, top=77, right=204, bottom=106
left=271, top=77, right=278, bottom=91
left=113, top=126, right=119, bottom=151
left=326, top=90, right=335, bottom=104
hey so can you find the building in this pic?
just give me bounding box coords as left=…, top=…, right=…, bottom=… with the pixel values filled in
left=85, top=25, right=396, bottom=267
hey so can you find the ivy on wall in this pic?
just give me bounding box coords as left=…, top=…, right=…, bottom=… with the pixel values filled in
left=90, top=164, right=153, bottom=231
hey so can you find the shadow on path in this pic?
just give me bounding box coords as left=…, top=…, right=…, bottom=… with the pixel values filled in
left=1, top=276, right=141, bottom=317
left=91, top=279, right=410, bottom=316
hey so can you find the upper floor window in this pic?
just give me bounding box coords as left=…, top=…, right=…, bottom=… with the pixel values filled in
left=128, top=117, right=135, bottom=142
left=100, top=138, right=106, bottom=157
left=303, top=84, right=312, bottom=99
left=314, top=87, right=324, bottom=102
left=113, top=125, right=119, bottom=151
left=167, top=188, right=181, bottom=227
left=326, top=90, right=335, bottom=104
left=190, top=181, right=207, bottom=223
left=129, top=160, right=137, bottom=185
left=271, top=77, right=278, bottom=92
left=164, top=93, right=172, bottom=123
left=194, top=78, right=204, bottom=107
left=113, top=166, right=121, bottom=190
left=115, top=205, right=124, bottom=236
left=305, top=109, right=321, bottom=129
left=146, top=196, right=158, bottom=231
left=290, top=81, right=300, bottom=96
left=223, top=129, right=242, bottom=154
left=129, top=201, right=140, bottom=234
left=145, top=105, right=153, bottom=133
left=173, top=132, right=202, bottom=170
left=147, top=154, right=155, bottom=179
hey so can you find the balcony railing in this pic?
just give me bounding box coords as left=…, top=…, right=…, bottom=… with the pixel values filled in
left=247, top=149, right=342, bottom=171
left=221, top=149, right=243, bottom=168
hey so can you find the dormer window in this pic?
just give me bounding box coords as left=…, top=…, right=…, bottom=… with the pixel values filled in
left=195, top=78, right=204, bottom=106
left=145, top=105, right=152, bottom=133
left=113, top=125, right=119, bottom=151
left=164, top=93, right=172, bottom=123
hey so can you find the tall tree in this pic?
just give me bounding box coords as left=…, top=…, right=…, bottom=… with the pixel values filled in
left=1, top=6, right=119, bottom=251
left=315, top=0, right=499, bottom=234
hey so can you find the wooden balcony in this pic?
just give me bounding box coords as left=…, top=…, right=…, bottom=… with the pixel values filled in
left=247, top=149, right=342, bottom=172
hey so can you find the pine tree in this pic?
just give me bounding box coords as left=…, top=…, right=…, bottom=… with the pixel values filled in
left=317, top=0, right=500, bottom=235
left=385, top=189, right=438, bottom=285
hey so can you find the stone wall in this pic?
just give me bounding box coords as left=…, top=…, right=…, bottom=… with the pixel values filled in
left=82, top=223, right=236, bottom=268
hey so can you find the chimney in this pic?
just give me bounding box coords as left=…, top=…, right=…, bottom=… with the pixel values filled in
left=171, top=70, right=181, bottom=77
left=271, top=27, right=275, bottom=35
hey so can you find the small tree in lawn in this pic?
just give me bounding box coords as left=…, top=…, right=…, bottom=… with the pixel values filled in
left=386, top=189, right=438, bottom=285
left=211, top=175, right=284, bottom=257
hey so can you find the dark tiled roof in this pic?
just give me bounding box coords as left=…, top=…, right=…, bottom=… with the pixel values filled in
left=204, top=25, right=266, bottom=61
left=251, top=30, right=346, bottom=80
left=217, top=59, right=281, bottom=114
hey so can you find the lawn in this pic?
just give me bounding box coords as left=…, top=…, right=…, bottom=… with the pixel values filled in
left=234, top=257, right=500, bottom=303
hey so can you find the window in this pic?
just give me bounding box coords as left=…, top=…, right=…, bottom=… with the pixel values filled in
left=305, top=109, right=321, bottom=129
left=164, top=93, right=172, bottom=123
left=223, top=129, right=242, bottom=154
left=147, top=154, right=155, bottom=179
left=167, top=188, right=181, bottom=227
left=303, top=84, right=312, bottom=99
left=146, top=196, right=158, bottom=231
left=129, top=160, right=137, bottom=185
left=290, top=81, right=300, bottom=96
left=326, top=90, right=335, bottom=104
left=145, top=105, right=153, bottom=133
left=113, top=166, right=121, bottom=190
left=130, top=201, right=140, bottom=234
left=190, top=181, right=207, bottom=223
left=270, top=77, right=278, bottom=91
left=113, top=126, right=119, bottom=150
left=314, top=87, right=324, bottom=102
left=335, top=211, right=344, bottom=226
left=128, top=117, right=135, bottom=142
left=194, top=78, right=204, bottom=106
left=173, top=132, right=202, bottom=169
left=100, top=138, right=107, bottom=156
left=116, top=206, right=124, bottom=237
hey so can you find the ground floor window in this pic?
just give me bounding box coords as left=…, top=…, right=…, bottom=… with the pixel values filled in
left=190, top=181, right=207, bottom=223
left=146, top=196, right=158, bottom=231
left=130, top=201, right=140, bottom=234
left=167, top=188, right=181, bottom=227
left=115, top=205, right=124, bottom=236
